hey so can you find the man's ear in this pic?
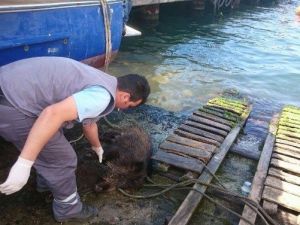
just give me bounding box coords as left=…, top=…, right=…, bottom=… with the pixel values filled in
left=122, top=92, right=131, bottom=102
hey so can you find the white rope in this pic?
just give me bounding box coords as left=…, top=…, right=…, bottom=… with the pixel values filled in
left=69, top=1, right=113, bottom=145
left=100, top=0, right=112, bottom=72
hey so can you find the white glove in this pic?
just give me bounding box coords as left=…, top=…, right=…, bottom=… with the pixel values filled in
left=0, top=156, right=34, bottom=195
left=92, top=146, right=104, bottom=163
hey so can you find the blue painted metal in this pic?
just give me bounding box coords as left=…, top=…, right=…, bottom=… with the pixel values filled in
left=0, top=1, right=124, bottom=66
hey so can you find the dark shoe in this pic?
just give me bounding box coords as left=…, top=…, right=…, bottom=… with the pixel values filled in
left=55, top=204, right=99, bottom=223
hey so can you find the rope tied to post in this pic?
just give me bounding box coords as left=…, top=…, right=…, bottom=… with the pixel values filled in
left=100, top=0, right=112, bottom=72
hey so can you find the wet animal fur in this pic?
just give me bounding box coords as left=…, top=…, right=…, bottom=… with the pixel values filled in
left=94, top=126, right=151, bottom=192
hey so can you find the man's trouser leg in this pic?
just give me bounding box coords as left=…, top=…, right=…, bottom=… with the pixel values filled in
left=36, top=173, right=49, bottom=192
left=0, top=103, right=82, bottom=220
left=35, top=131, right=83, bottom=220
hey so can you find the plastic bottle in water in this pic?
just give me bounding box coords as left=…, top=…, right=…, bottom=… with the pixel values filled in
left=241, top=181, right=251, bottom=196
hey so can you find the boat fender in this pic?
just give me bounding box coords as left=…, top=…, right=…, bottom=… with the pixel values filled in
left=124, top=25, right=142, bottom=37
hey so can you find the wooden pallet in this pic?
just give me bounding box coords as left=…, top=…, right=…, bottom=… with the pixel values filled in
left=151, top=97, right=251, bottom=225
left=239, top=106, right=300, bottom=225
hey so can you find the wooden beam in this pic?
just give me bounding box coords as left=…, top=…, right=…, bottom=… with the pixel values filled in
left=193, top=111, right=233, bottom=127
left=152, top=151, right=205, bottom=174
left=283, top=107, right=300, bottom=115
left=276, top=138, right=300, bottom=149
left=275, top=143, right=300, bottom=153
left=278, top=125, right=300, bottom=136
left=262, top=186, right=300, bottom=212
left=277, top=130, right=300, bottom=140
left=159, top=141, right=212, bottom=162
left=203, top=105, right=240, bottom=117
left=198, top=108, right=238, bottom=122
left=239, top=131, right=276, bottom=225
left=179, top=124, right=224, bottom=143
left=168, top=108, right=250, bottom=225
left=174, top=130, right=220, bottom=146
left=273, top=147, right=300, bottom=160
left=184, top=120, right=228, bottom=137
left=166, top=134, right=216, bottom=152
left=209, top=98, right=247, bottom=108
left=206, top=103, right=243, bottom=115
left=272, top=153, right=300, bottom=165
left=276, top=134, right=300, bottom=145
left=270, top=158, right=300, bottom=175
left=265, top=176, right=300, bottom=197
left=189, top=115, right=231, bottom=132
left=280, top=115, right=300, bottom=123
left=279, top=120, right=300, bottom=130
left=268, top=167, right=300, bottom=186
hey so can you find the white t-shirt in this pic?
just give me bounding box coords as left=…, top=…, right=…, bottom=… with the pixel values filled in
left=72, top=86, right=111, bottom=122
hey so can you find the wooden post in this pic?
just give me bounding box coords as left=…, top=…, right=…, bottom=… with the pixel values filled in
left=168, top=108, right=251, bottom=225
left=238, top=115, right=278, bottom=225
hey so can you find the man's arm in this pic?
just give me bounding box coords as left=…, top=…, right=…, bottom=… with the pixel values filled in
left=82, top=122, right=101, bottom=148
left=82, top=122, right=104, bottom=163
left=20, top=96, right=78, bottom=161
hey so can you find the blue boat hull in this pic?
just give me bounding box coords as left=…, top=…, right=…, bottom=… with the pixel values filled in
left=0, top=1, right=124, bottom=68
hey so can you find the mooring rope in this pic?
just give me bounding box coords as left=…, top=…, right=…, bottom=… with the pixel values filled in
left=99, top=0, right=112, bottom=72
left=69, top=133, right=85, bottom=144
left=99, top=0, right=122, bottom=129
left=69, top=0, right=115, bottom=144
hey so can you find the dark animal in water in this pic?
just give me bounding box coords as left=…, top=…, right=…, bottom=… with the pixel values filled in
left=94, top=126, right=151, bottom=192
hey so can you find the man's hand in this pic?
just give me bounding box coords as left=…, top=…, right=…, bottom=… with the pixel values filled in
left=0, top=157, right=34, bottom=195
left=92, top=146, right=104, bottom=163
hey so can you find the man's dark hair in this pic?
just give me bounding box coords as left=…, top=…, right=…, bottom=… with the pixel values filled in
left=117, top=74, right=150, bottom=105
